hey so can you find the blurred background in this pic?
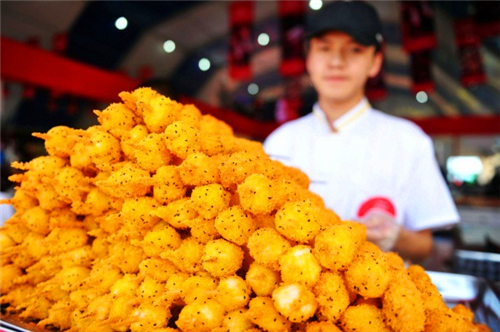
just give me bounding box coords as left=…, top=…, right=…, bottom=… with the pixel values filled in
left=1, top=0, right=500, bottom=277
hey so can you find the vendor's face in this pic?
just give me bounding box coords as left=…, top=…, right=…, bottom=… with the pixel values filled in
left=306, top=31, right=382, bottom=104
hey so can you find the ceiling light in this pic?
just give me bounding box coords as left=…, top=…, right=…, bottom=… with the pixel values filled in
left=309, top=0, right=323, bottom=10
left=199, top=58, right=211, bottom=71
left=248, top=83, right=259, bottom=95
left=257, top=33, right=270, bottom=46
left=163, top=40, right=176, bottom=53
left=115, top=17, right=128, bottom=30
left=416, top=91, right=428, bottom=103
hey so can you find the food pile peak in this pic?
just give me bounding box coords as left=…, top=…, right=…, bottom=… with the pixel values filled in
left=0, top=88, right=489, bottom=332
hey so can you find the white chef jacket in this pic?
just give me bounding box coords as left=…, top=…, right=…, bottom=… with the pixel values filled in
left=264, top=98, right=460, bottom=231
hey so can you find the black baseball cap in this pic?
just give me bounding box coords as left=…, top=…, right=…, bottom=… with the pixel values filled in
left=305, top=1, right=383, bottom=49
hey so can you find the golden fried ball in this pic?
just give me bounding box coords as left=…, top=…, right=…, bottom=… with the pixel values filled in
left=313, top=272, right=350, bottom=322
left=247, top=296, right=291, bottom=332
left=152, top=165, right=186, bottom=205
left=202, top=239, right=244, bottom=278
left=279, top=245, right=321, bottom=287
left=217, top=276, right=251, bottom=311
left=272, top=283, right=318, bottom=323
left=190, top=184, right=230, bottom=220
left=238, top=174, right=283, bottom=215
left=163, top=121, right=200, bottom=160
left=161, top=237, right=204, bottom=274
left=176, top=299, right=225, bottom=332
left=340, top=304, right=389, bottom=332
left=247, top=228, right=291, bottom=270
left=178, top=152, right=220, bottom=186
left=246, top=262, right=280, bottom=297
left=275, top=200, right=321, bottom=243
left=215, top=206, right=256, bottom=245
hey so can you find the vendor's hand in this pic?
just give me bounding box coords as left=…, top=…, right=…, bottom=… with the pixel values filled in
left=359, top=211, right=400, bottom=252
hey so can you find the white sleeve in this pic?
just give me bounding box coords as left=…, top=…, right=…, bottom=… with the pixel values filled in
left=403, top=136, right=460, bottom=231
left=263, top=125, right=295, bottom=166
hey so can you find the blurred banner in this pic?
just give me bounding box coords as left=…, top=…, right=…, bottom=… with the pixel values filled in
left=454, top=18, right=486, bottom=87
left=228, top=1, right=254, bottom=80
left=278, top=1, right=306, bottom=77
left=401, top=1, right=437, bottom=93
left=275, top=77, right=302, bottom=124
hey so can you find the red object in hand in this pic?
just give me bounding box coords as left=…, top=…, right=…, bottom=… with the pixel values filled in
left=357, top=196, right=396, bottom=219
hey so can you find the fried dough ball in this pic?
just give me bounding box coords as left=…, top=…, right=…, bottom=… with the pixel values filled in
left=178, top=152, right=220, bottom=186
left=38, top=299, right=75, bottom=330
left=22, top=206, right=50, bottom=235
left=188, top=217, right=220, bottom=244
left=313, top=272, right=350, bottom=322
left=382, top=270, right=425, bottom=332
left=1, top=264, right=23, bottom=292
left=275, top=200, right=322, bottom=243
left=2, top=221, right=31, bottom=244
left=386, top=251, right=406, bottom=271
left=247, top=228, right=291, bottom=270
left=425, top=307, right=477, bottom=332
left=176, top=299, right=225, bottom=332
left=144, top=95, right=183, bottom=133
left=153, top=165, right=186, bottom=204
left=95, top=102, right=138, bottom=139
left=110, top=273, right=141, bottom=298
left=33, top=126, right=81, bottom=158
left=18, top=295, right=52, bottom=320
left=70, top=141, right=94, bottom=170
left=161, top=237, right=204, bottom=273
left=139, top=257, right=177, bottom=283
left=272, top=283, right=317, bottom=323
left=202, top=239, right=244, bottom=278
left=306, top=321, right=342, bottom=332
left=45, top=227, right=88, bottom=255
left=130, top=303, right=171, bottom=332
left=238, top=174, right=282, bottom=215
left=339, top=304, right=389, bottom=332
left=313, top=222, right=365, bottom=271
left=407, top=264, right=446, bottom=313
left=121, top=124, right=149, bottom=159
left=246, top=262, right=280, bottom=297
left=108, top=242, right=145, bottom=274
left=218, top=151, right=261, bottom=189
left=105, top=294, right=137, bottom=331
left=190, top=184, right=230, bottom=219
left=180, top=275, right=218, bottom=304
left=154, top=198, right=198, bottom=230
left=133, top=225, right=182, bottom=257
left=133, top=133, right=173, bottom=172
left=247, top=296, right=291, bottom=332
left=179, top=104, right=202, bottom=127
left=0, top=284, right=35, bottom=308
left=35, top=183, right=68, bottom=211
left=53, top=166, right=91, bottom=203
left=452, top=304, right=474, bottom=323
left=97, top=162, right=152, bottom=199
left=216, top=309, right=254, bottom=332
left=280, top=245, right=321, bottom=287
left=5, top=187, right=38, bottom=214
left=215, top=206, right=256, bottom=245
left=88, top=129, right=122, bottom=170
left=217, top=276, right=251, bottom=311
left=163, top=121, right=201, bottom=160
left=344, top=243, right=391, bottom=299
left=121, top=197, right=161, bottom=231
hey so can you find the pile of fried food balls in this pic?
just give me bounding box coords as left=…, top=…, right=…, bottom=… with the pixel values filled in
left=0, top=88, right=490, bottom=332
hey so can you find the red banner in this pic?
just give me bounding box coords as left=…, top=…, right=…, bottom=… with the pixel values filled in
left=400, top=1, right=437, bottom=53
left=279, top=1, right=306, bottom=77
left=228, top=1, right=254, bottom=80
left=454, top=18, right=486, bottom=87
left=474, top=2, right=500, bottom=40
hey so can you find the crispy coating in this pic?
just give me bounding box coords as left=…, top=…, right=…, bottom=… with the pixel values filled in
left=134, top=225, right=182, bottom=257
left=95, top=102, right=138, bottom=139
left=153, top=165, right=186, bottom=204
left=96, top=162, right=152, bottom=199
left=313, top=272, right=350, bottom=322
left=217, top=276, right=251, bottom=311
left=188, top=217, right=220, bottom=244
left=344, top=243, right=391, bottom=299
left=247, top=228, right=291, bottom=270
left=216, top=309, right=255, bottom=332
left=163, top=121, right=201, bottom=160
left=180, top=275, right=218, bottom=304
left=246, top=262, right=281, bottom=297
left=407, top=264, right=447, bottom=313
left=144, top=95, right=182, bottom=133
left=121, top=197, right=161, bottom=231
left=280, top=245, right=322, bottom=287
left=275, top=200, right=322, bottom=243
left=190, top=184, right=230, bottom=219
left=215, top=206, right=256, bottom=245
left=272, top=283, right=318, bottom=323
left=202, top=239, right=244, bottom=277
left=247, top=296, right=291, bottom=332
left=132, top=133, right=173, bottom=172
left=306, top=321, right=342, bottom=332
left=139, top=257, right=177, bottom=283
left=340, top=304, right=389, bottom=332
left=33, top=126, right=81, bottom=158
left=313, top=222, right=365, bottom=271
left=425, top=307, right=478, bottom=332
left=178, top=152, right=220, bottom=186
left=218, top=151, right=262, bottom=189
left=382, top=270, right=425, bottom=332
left=176, top=299, right=225, bottom=332
left=161, top=237, right=204, bottom=273
left=154, top=198, right=198, bottom=230
left=238, top=174, right=283, bottom=215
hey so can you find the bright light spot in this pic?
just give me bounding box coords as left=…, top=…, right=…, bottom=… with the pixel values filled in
left=416, top=91, right=428, bottom=103
left=447, top=156, right=483, bottom=183
left=163, top=40, right=176, bottom=53
left=257, top=33, right=270, bottom=46
left=199, top=58, right=211, bottom=71
left=309, top=0, right=323, bottom=10
left=248, top=83, right=259, bottom=95
left=115, top=17, right=128, bottom=30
